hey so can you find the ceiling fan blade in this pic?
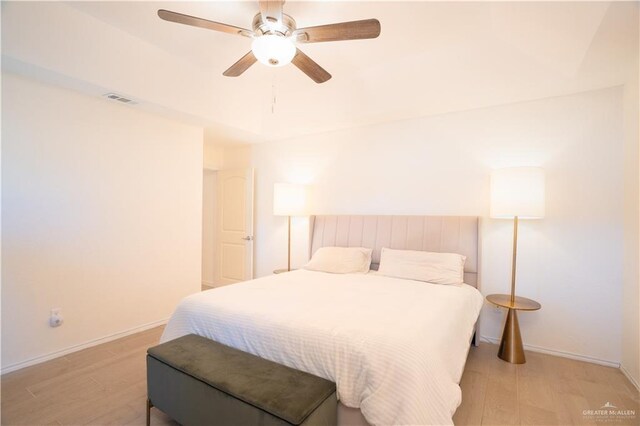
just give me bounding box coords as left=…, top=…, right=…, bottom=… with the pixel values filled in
left=259, top=0, right=283, bottom=24
left=292, top=49, right=331, bottom=84
left=223, top=51, right=258, bottom=77
left=295, top=19, right=381, bottom=43
left=158, top=9, right=252, bottom=37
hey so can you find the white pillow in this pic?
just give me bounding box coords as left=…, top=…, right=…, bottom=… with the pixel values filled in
left=304, top=247, right=373, bottom=274
left=377, top=247, right=466, bottom=285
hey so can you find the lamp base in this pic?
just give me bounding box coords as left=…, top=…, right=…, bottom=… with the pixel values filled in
left=498, top=308, right=526, bottom=364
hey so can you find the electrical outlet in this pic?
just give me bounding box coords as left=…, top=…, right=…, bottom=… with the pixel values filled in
left=49, top=308, right=64, bottom=327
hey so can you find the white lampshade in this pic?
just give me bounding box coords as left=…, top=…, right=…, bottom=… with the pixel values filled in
left=273, top=183, right=307, bottom=216
left=490, top=167, right=545, bottom=219
left=251, top=35, right=296, bottom=67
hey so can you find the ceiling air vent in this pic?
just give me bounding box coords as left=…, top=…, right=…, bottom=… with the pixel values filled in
left=103, top=93, right=137, bottom=105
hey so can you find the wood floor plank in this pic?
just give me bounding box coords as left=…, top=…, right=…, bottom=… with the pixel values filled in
left=89, top=351, right=147, bottom=391
left=578, top=377, right=624, bottom=409
left=86, top=400, right=178, bottom=426
left=479, top=352, right=519, bottom=426
left=0, top=386, right=36, bottom=407
left=516, top=350, right=548, bottom=378
left=453, top=370, right=488, bottom=425
left=608, top=391, right=640, bottom=426
left=3, top=375, right=107, bottom=426
left=517, top=374, right=559, bottom=425
left=551, top=392, right=597, bottom=426
left=58, top=381, right=147, bottom=425
left=601, top=367, right=640, bottom=402
left=540, top=353, right=585, bottom=397
left=107, top=328, right=163, bottom=355
left=481, top=375, right=519, bottom=425
left=518, top=402, right=559, bottom=426
left=2, top=327, right=638, bottom=426
left=2, top=356, right=72, bottom=391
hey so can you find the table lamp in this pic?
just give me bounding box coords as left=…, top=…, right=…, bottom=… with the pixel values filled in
left=489, top=167, right=545, bottom=363
left=273, top=183, right=307, bottom=271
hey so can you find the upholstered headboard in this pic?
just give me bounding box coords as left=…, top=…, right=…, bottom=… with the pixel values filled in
left=309, top=215, right=480, bottom=288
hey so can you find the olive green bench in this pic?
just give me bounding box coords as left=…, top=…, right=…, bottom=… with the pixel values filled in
left=146, top=334, right=337, bottom=426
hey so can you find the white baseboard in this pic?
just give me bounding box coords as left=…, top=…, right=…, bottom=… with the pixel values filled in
left=201, top=280, right=215, bottom=288
left=1, top=318, right=168, bottom=375
left=480, top=335, right=620, bottom=368
left=620, top=364, right=640, bottom=391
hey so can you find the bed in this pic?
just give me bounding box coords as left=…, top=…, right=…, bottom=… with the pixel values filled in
left=161, top=215, right=483, bottom=426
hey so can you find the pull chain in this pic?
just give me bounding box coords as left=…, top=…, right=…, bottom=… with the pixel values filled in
left=271, top=69, right=278, bottom=114
left=271, top=83, right=278, bottom=114
left=271, top=82, right=277, bottom=114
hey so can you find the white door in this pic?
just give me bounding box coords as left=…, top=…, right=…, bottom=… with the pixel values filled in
left=216, top=168, right=254, bottom=285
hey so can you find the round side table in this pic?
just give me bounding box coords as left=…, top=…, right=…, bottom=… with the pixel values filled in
left=486, top=294, right=541, bottom=364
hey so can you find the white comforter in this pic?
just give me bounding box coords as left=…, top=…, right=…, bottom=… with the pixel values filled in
left=161, top=270, right=483, bottom=426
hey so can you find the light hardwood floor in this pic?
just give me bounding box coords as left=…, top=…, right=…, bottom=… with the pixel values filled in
left=2, top=326, right=638, bottom=425
left=453, top=342, right=639, bottom=425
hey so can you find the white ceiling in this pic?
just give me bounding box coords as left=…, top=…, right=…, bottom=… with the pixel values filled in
left=3, top=1, right=638, bottom=143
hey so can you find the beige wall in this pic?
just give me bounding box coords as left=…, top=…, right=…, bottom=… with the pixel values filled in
left=622, top=76, right=639, bottom=387
left=202, top=170, right=217, bottom=287
left=620, top=7, right=639, bottom=389
left=223, top=145, right=252, bottom=170
left=203, top=140, right=224, bottom=171
left=249, top=87, right=626, bottom=366
left=1, top=74, right=203, bottom=371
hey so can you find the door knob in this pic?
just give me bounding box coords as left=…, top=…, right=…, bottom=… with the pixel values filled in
left=241, top=236, right=254, bottom=241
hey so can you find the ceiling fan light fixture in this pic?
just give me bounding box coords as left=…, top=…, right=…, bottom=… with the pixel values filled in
left=158, top=5, right=380, bottom=83
left=251, top=34, right=296, bottom=67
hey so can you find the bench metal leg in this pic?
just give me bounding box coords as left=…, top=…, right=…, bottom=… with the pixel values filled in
left=146, top=398, right=153, bottom=426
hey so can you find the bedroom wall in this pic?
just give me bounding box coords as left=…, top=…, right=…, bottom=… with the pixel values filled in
left=247, top=86, right=625, bottom=366
left=622, top=75, right=639, bottom=386
left=202, top=170, right=217, bottom=288
left=1, top=73, right=203, bottom=371
left=203, top=140, right=224, bottom=171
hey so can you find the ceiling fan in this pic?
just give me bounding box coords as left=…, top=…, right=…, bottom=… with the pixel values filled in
left=157, top=0, right=381, bottom=84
